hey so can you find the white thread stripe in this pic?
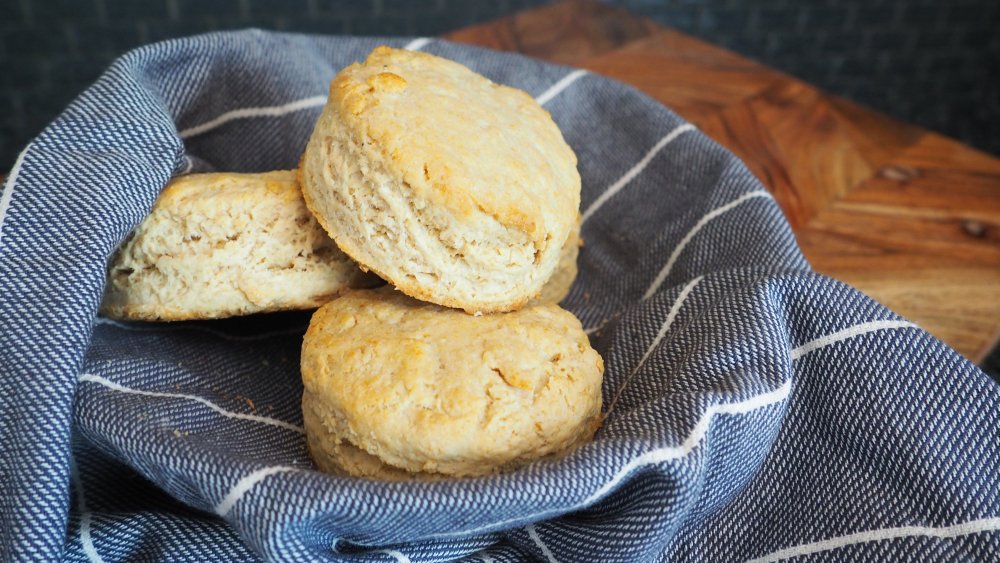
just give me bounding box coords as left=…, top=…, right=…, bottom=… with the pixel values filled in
left=69, top=455, right=106, bottom=563
left=79, top=374, right=304, bottom=434
left=93, top=316, right=306, bottom=342
left=580, top=123, right=696, bottom=226
left=746, top=517, right=1000, bottom=563
left=584, top=380, right=791, bottom=505
left=606, top=276, right=704, bottom=416
left=535, top=69, right=588, bottom=106
left=642, top=190, right=772, bottom=301
left=791, top=320, right=919, bottom=360
left=0, top=146, right=29, bottom=250
left=584, top=323, right=605, bottom=335
left=179, top=95, right=326, bottom=139
left=479, top=555, right=496, bottom=563
left=215, top=466, right=298, bottom=515
left=379, top=550, right=412, bottom=563
left=636, top=276, right=703, bottom=371
left=526, top=525, right=559, bottom=563
left=403, top=37, right=433, bottom=51
left=432, top=380, right=791, bottom=540
left=179, top=156, right=194, bottom=175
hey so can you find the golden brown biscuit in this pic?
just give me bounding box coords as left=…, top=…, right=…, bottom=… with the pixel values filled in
left=101, top=171, right=378, bottom=321
left=301, top=287, right=604, bottom=478
left=300, top=46, right=580, bottom=314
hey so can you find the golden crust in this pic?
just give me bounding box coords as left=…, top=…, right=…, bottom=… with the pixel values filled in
left=301, top=287, right=604, bottom=478
left=329, top=46, right=578, bottom=241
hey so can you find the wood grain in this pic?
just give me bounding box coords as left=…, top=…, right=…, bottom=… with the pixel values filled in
left=448, top=0, right=1000, bottom=362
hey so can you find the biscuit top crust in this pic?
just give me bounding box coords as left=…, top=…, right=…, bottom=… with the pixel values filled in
left=329, top=46, right=580, bottom=246
left=155, top=170, right=302, bottom=209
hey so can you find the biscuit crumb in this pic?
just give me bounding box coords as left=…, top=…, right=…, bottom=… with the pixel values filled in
left=99, top=171, right=379, bottom=321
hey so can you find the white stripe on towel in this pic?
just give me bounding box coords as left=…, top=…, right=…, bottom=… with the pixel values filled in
left=581, top=123, right=696, bottom=226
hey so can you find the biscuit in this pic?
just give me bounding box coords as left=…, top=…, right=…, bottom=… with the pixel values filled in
left=300, top=46, right=581, bottom=314
left=100, top=171, right=378, bottom=321
left=303, top=397, right=426, bottom=481
left=301, top=287, right=604, bottom=478
left=536, top=217, right=580, bottom=304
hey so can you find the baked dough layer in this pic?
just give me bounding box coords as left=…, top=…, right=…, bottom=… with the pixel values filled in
left=101, top=171, right=377, bottom=321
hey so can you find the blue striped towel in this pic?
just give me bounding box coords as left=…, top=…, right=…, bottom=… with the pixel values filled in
left=1, top=32, right=997, bottom=562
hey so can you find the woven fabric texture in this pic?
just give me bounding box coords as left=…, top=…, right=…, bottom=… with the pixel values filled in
left=0, top=32, right=997, bottom=562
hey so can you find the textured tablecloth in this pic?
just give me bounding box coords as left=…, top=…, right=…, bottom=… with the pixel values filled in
left=0, top=31, right=997, bottom=562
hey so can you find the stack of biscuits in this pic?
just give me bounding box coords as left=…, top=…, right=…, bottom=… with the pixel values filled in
left=102, top=46, right=604, bottom=480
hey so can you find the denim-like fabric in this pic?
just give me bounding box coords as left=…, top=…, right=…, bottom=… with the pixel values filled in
left=0, top=32, right=997, bottom=562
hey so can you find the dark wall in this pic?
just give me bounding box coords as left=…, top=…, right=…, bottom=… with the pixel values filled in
left=1, top=0, right=998, bottom=172
left=0, top=0, right=544, bottom=170
left=615, top=0, right=1000, bottom=156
